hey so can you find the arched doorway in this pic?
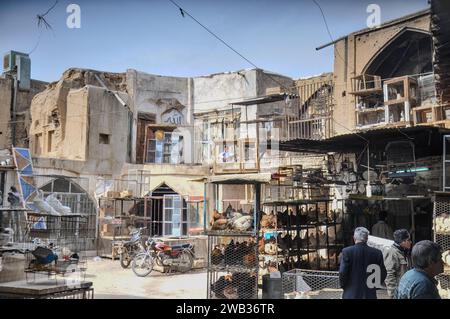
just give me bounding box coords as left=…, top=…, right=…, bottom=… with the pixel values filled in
left=364, top=28, right=433, bottom=79
left=148, top=183, right=188, bottom=237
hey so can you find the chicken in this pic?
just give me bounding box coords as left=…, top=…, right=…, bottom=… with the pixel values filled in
left=442, top=250, right=450, bottom=268
left=210, top=209, right=222, bottom=226
left=264, top=243, right=277, bottom=255
left=260, top=211, right=276, bottom=229
left=243, top=251, right=257, bottom=267
left=258, top=237, right=265, bottom=254
left=233, top=215, right=253, bottom=231
left=436, top=214, right=450, bottom=234
left=212, top=219, right=228, bottom=230
left=211, top=245, right=223, bottom=265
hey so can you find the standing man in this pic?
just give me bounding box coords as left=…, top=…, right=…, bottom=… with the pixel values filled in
left=339, top=227, right=387, bottom=299
left=384, top=229, right=412, bottom=298
left=396, top=240, right=444, bottom=299
left=371, top=210, right=393, bottom=240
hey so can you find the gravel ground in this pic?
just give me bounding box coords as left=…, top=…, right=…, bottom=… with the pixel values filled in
left=84, top=258, right=208, bottom=299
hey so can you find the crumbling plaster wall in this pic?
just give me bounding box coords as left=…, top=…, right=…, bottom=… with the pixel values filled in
left=0, top=77, right=47, bottom=149
left=30, top=68, right=127, bottom=161
left=332, top=12, right=431, bottom=136
left=0, top=78, right=12, bottom=149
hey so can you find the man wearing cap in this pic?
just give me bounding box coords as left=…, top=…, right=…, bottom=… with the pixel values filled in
left=384, top=229, right=412, bottom=298
left=339, top=227, right=387, bottom=299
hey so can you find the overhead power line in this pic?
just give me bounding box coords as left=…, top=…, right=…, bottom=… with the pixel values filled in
left=167, top=0, right=291, bottom=91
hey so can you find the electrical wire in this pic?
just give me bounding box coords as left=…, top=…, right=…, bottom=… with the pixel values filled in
left=311, top=0, right=346, bottom=65
left=167, top=0, right=292, bottom=92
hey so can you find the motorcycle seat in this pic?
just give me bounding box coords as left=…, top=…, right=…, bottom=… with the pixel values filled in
left=171, top=244, right=192, bottom=250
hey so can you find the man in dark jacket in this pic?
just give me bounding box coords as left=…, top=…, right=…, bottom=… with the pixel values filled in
left=339, top=227, right=387, bottom=299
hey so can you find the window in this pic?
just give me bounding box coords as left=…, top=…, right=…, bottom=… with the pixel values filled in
left=35, top=133, right=42, bottom=154
left=244, top=141, right=256, bottom=162
left=163, top=195, right=188, bottom=236
left=47, top=131, right=54, bottom=152
left=99, top=133, right=110, bottom=144
left=146, top=131, right=183, bottom=164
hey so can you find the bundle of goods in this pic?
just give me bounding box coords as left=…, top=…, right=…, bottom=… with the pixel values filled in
left=27, top=244, right=80, bottom=273
left=210, top=272, right=257, bottom=299
left=436, top=214, right=450, bottom=234
left=209, top=206, right=254, bottom=232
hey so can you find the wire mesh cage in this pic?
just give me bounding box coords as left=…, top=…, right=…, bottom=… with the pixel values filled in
left=207, top=234, right=259, bottom=299
left=208, top=199, right=256, bottom=235
left=433, top=192, right=450, bottom=298
left=282, top=269, right=342, bottom=299
left=22, top=212, right=88, bottom=284
left=208, top=270, right=258, bottom=299
left=208, top=235, right=258, bottom=272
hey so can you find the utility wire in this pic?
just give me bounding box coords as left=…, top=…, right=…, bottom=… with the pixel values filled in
left=311, top=0, right=346, bottom=65
left=167, top=0, right=291, bottom=92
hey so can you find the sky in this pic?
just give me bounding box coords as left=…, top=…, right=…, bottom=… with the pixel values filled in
left=0, top=0, right=430, bottom=82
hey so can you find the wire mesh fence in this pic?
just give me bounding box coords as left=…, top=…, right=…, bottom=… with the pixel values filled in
left=282, top=269, right=342, bottom=299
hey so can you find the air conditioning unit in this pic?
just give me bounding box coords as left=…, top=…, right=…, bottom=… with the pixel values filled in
left=3, top=50, right=31, bottom=90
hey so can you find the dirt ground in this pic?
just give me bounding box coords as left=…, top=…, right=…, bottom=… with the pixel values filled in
left=84, top=258, right=208, bottom=299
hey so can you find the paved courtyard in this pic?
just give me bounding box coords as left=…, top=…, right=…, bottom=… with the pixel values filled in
left=85, top=258, right=208, bottom=299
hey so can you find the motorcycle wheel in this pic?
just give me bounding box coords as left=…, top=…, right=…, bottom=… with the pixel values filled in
left=177, top=251, right=194, bottom=273
left=131, top=253, right=154, bottom=277
left=120, top=252, right=131, bottom=269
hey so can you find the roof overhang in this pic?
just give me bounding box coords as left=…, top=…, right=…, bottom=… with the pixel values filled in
left=280, top=126, right=450, bottom=155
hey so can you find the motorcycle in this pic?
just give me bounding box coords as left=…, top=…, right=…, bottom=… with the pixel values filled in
left=131, top=238, right=194, bottom=277
left=117, top=227, right=146, bottom=269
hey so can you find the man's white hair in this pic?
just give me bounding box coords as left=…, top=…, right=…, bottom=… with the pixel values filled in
left=354, top=227, right=369, bottom=242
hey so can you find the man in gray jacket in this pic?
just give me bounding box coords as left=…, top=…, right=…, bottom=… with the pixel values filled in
left=384, top=229, right=412, bottom=298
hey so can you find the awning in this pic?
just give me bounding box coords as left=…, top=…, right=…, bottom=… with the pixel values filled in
left=207, top=173, right=272, bottom=184
left=280, top=126, right=450, bottom=155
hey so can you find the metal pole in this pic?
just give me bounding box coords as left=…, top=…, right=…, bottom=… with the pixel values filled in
left=443, top=135, right=447, bottom=191
left=203, top=182, right=207, bottom=233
